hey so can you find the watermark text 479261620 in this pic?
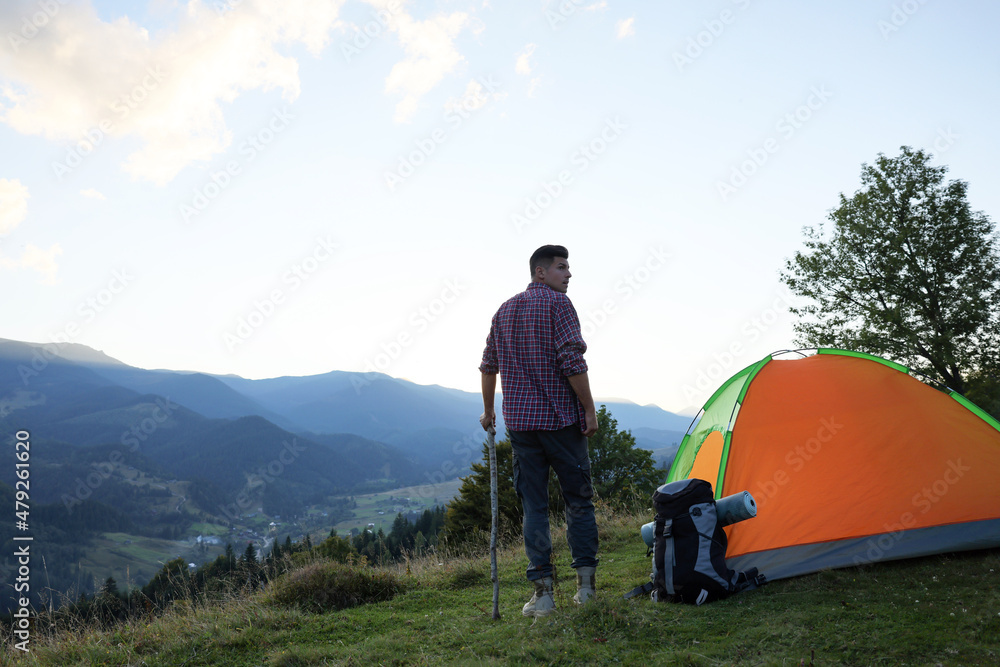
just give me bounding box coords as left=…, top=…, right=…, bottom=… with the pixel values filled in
left=12, top=429, right=33, bottom=652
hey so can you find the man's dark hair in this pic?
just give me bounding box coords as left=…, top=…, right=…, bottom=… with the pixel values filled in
left=529, top=245, right=568, bottom=277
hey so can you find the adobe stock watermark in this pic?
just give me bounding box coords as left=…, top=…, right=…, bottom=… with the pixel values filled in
left=51, top=66, right=166, bottom=180
left=60, top=398, right=179, bottom=513
left=218, top=438, right=306, bottom=521
left=18, top=267, right=135, bottom=385
left=672, top=0, right=753, bottom=72
left=752, top=416, right=844, bottom=508
left=682, top=287, right=796, bottom=405
left=213, top=0, right=245, bottom=13
left=716, top=85, right=833, bottom=202
left=579, top=245, right=671, bottom=338
left=341, top=0, right=403, bottom=63
left=6, top=0, right=69, bottom=53
left=511, top=116, right=627, bottom=233
left=383, top=76, right=502, bottom=192
left=878, top=0, right=931, bottom=39
left=928, top=126, right=958, bottom=155
left=545, top=0, right=607, bottom=30
left=179, top=107, right=294, bottom=223
left=352, top=279, right=466, bottom=393
left=853, top=458, right=971, bottom=565
left=224, top=235, right=338, bottom=351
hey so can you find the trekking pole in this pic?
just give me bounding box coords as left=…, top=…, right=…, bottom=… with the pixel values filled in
left=487, top=424, right=500, bottom=620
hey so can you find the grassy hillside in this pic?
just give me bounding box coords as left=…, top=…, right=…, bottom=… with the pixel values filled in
left=71, top=532, right=227, bottom=594
left=5, top=505, right=999, bottom=666
left=329, top=478, right=463, bottom=536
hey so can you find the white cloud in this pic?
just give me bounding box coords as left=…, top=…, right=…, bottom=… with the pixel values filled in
left=616, top=17, right=635, bottom=39
left=0, top=177, right=60, bottom=281
left=527, top=76, right=542, bottom=98
left=585, top=2, right=607, bottom=12
left=0, top=243, right=62, bottom=284
left=515, top=43, right=536, bottom=76
left=379, top=7, right=470, bottom=123
left=80, top=188, right=106, bottom=200
left=444, top=78, right=505, bottom=113
left=0, top=178, right=29, bottom=235
left=0, top=0, right=346, bottom=185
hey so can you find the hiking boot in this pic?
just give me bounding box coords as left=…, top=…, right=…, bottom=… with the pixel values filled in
left=521, top=577, right=556, bottom=617
left=573, top=566, right=596, bottom=605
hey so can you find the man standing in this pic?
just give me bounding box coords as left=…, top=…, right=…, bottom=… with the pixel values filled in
left=479, top=244, right=599, bottom=618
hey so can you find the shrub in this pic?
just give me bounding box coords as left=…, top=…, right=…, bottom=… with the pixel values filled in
left=445, top=561, right=491, bottom=590
left=264, top=561, right=403, bottom=613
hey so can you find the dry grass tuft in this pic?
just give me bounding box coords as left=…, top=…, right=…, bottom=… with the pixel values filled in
left=263, top=560, right=404, bottom=613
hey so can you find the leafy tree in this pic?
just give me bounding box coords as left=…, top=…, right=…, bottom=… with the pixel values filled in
left=413, top=506, right=446, bottom=541
left=965, top=370, right=1000, bottom=421
left=141, top=557, right=194, bottom=606
left=588, top=405, right=661, bottom=506
left=317, top=531, right=357, bottom=563
left=94, top=576, right=124, bottom=625
left=241, top=542, right=258, bottom=566
left=100, top=576, right=119, bottom=597
left=353, top=527, right=391, bottom=564
left=413, top=531, right=427, bottom=555
left=380, top=506, right=447, bottom=559
left=240, top=542, right=262, bottom=588
left=781, top=146, right=1000, bottom=397
left=224, top=543, right=237, bottom=570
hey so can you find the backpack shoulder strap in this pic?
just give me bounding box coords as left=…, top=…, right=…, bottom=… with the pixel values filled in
left=662, top=518, right=675, bottom=595
left=624, top=581, right=654, bottom=600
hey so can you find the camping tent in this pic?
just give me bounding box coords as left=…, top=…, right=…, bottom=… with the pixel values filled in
left=667, top=348, right=1000, bottom=580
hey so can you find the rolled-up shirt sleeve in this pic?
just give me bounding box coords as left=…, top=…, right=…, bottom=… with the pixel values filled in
left=479, top=316, right=499, bottom=374
left=552, top=299, right=588, bottom=376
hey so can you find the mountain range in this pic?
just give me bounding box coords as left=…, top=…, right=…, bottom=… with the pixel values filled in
left=0, top=337, right=691, bottom=510
left=0, top=337, right=689, bottom=611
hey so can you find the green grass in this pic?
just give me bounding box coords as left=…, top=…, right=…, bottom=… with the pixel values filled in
left=63, top=533, right=226, bottom=595
left=189, top=523, right=229, bottom=537
left=95, top=533, right=186, bottom=564
left=331, top=479, right=462, bottom=535
left=6, top=505, right=1000, bottom=666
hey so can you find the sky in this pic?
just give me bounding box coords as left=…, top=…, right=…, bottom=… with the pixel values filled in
left=0, top=0, right=997, bottom=416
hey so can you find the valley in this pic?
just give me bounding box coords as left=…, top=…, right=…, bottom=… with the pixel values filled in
left=0, top=337, right=685, bottom=614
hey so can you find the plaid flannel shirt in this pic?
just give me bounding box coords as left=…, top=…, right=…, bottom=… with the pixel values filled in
left=479, top=282, right=588, bottom=431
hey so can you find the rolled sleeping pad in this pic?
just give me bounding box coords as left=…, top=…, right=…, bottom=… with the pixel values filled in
left=641, top=521, right=655, bottom=549
left=640, top=490, right=757, bottom=549
left=716, top=490, right=757, bottom=527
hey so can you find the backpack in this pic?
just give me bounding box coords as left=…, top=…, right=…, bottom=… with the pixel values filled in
left=626, top=478, right=766, bottom=605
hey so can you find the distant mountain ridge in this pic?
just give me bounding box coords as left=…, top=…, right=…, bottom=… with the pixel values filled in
left=0, top=337, right=687, bottom=610
left=0, top=337, right=688, bottom=471
left=0, top=339, right=425, bottom=513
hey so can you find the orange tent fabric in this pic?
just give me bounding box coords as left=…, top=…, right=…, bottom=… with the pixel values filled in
left=668, top=350, right=1000, bottom=580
